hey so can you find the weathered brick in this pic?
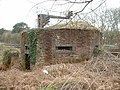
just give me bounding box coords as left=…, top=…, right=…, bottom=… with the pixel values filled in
left=20, top=28, right=102, bottom=67
left=36, top=28, right=102, bottom=66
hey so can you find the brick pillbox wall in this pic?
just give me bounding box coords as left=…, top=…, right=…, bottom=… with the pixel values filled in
left=21, top=28, right=102, bottom=67
left=36, top=28, right=102, bottom=66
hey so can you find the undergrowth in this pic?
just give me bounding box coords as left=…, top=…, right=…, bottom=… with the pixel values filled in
left=3, top=48, right=19, bottom=65
left=36, top=87, right=55, bottom=90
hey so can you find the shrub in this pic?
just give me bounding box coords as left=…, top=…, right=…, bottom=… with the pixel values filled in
left=2, top=48, right=19, bottom=66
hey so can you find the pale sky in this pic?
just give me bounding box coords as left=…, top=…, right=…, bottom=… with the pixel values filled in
left=0, top=0, right=120, bottom=30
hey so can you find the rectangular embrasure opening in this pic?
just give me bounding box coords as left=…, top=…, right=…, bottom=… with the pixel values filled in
left=56, top=46, right=73, bottom=51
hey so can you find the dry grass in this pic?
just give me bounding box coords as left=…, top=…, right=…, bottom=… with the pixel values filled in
left=0, top=53, right=120, bottom=90
left=47, top=21, right=98, bottom=30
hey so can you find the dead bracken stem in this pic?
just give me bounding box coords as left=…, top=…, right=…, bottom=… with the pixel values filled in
left=0, top=52, right=120, bottom=89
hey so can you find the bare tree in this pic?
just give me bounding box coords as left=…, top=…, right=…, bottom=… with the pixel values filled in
left=80, top=7, right=120, bottom=47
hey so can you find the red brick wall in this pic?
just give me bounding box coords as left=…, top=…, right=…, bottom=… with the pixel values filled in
left=20, top=31, right=28, bottom=62
left=36, top=29, right=102, bottom=66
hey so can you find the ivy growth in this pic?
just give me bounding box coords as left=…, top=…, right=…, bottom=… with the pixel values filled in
left=28, top=30, right=37, bottom=65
